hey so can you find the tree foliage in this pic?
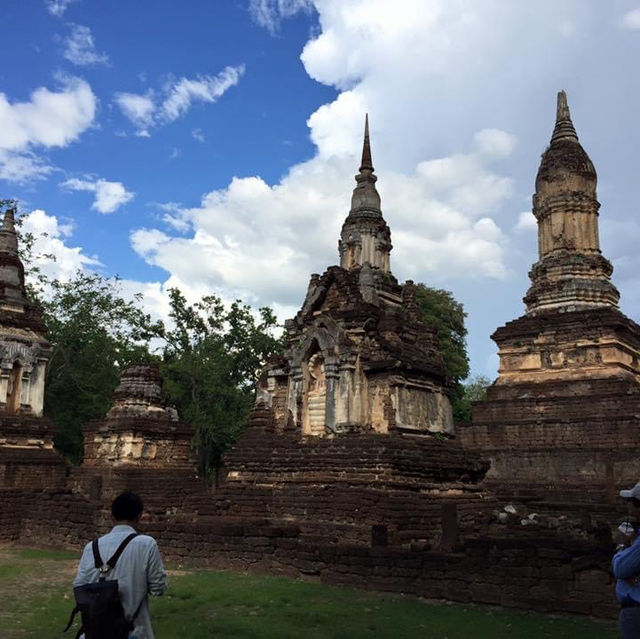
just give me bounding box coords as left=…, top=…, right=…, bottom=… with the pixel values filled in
left=9, top=200, right=284, bottom=468
left=159, top=288, right=283, bottom=481
left=453, top=374, right=492, bottom=424
left=42, top=273, right=161, bottom=463
left=414, top=284, right=471, bottom=422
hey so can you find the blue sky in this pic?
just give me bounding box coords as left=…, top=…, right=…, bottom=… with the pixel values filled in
left=1, top=0, right=334, bottom=279
left=2, top=1, right=640, bottom=379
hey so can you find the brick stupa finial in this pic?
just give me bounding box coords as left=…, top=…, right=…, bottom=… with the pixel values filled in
left=339, top=115, right=392, bottom=272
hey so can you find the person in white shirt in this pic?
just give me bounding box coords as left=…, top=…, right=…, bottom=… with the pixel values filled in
left=73, top=492, right=168, bottom=639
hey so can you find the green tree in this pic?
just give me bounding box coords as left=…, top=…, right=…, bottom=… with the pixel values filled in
left=453, top=374, right=492, bottom=423
left=42, top=273, right=161, bottom=462
left=414, top=284, right=470, bottom=422
left=160, top=288, right=283, bottom=481
left=0, top=198, right=15, bottom=214
left=6, top=201, right=162, bottom=462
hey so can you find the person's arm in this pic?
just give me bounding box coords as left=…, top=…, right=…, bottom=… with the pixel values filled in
left=73, top=543, right=94, bottom=587
left=613, top=537, right=640, bottom=580
left=146, top=539, right=168, bottom=596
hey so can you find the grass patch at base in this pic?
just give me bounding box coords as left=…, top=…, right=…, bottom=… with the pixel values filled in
left=0, top=547, right=619, bottom=639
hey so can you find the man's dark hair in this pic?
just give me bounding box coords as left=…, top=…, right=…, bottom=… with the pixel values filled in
left=111, top=492, right=143, bottom=522
left=632, top=497, right=640, bottom=509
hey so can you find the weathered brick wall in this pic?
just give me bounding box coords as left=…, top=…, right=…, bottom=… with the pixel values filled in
left=0, top=414, right=623, bottom=620
left=0, top=448, right=68, bottom=490
left=0, top=489, right=26, bottom=542
left=460, top=377, right=640, bottom=502
left=0, top=473, right=620, bottom=619
left=136, top=515, right=618, bottom=618
left=19, top=490, right=96, bottom=548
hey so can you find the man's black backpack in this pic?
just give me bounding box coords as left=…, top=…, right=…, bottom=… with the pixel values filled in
left=64, top=532, right=140, bottom=639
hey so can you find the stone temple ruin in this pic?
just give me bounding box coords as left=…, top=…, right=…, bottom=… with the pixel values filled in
left=0, top=92, right=636, bottom=618
left=259, top=116, right=454, bottom=438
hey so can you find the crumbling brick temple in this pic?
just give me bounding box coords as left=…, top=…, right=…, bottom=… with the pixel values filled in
left=0, top=95, right=636, bottom=619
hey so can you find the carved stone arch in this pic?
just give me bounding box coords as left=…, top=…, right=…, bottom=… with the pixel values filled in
left=1, top=343, right=36, bottom=371
left=291, top=326, right=338, bottom=369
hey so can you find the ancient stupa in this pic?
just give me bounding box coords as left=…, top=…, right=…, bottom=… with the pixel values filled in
left=82, top=363, right=194, bottom=469
left=466, top=92, right=640, bottom=500
left=256, top=116, right=455, bottom=437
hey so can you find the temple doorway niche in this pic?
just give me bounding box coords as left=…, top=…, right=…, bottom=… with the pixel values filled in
left=6, top=361, right=22, bottom=415
left=303, top=343, right=326, bottom=436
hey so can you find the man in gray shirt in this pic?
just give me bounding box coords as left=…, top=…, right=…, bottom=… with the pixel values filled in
left=73, top=492, right=168, bottom=639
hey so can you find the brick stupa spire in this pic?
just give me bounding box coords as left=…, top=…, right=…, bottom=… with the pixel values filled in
left=338, top=115, right=392, bottom=272
left=525, top=91, right=619, bottom=315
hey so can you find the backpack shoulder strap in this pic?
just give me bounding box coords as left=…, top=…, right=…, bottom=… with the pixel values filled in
left=91, top=538, right=103, bottom=570
left=106, top=532, right=139, bottom=570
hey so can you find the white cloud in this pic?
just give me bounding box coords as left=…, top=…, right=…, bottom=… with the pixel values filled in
left=63, top=24, right=109, bottom=66
left=0, top=76, right=96, bottom=183
left=114, top=66, right=245, bottom=135
left=514, top=211, right=537, bottom=233
left=0, top=151, right=53, bottom=184
left=474, top=129, right=517, bottom=159
left=20, top=209, right=100, bottom=283
left=155, top=202, right=191, bottom=232
left=621, top=8, right=640, bottom=30
left=160, top=66, right=245, bottom=123
left=192, top=128, right=205, bottom=143
left=132, top=0, right=585, bottom=309
left=61, top=177, right=134, bottom=213
left=19, top=210, right=170, bottom=332
left=249, top=0, right=314, bottom=34
left=130, top=125, right=514, bottom=310
left=45, top=0, right=79, bottom=17
left=117, top=279, right=173, bottom=329
left=113, top=92, right=155, bottom=136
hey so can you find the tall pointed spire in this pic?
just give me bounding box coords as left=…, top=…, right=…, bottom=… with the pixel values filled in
left=550, top=90, right=579, bottom=145
left=0, top=204, right=27, bottom=310
left=360, top=113, right=374, bottom=172
left=2, top=207, right=15, bottom=232
left=338, top=115, right=392, bottom=272
left=525, top=91, right=618, bottom=316
left=0, top=206, right=18, bottom=256
left=350, top=115, right=380, bottom=215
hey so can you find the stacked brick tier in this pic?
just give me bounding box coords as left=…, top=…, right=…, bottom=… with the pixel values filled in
left=210, top=410, right=493, bottom=549
left=463, top=379, right=640, bottom=515
left=83, top=418, right=196, bottom=468
left=0, top=415, right=66, bottom=490
left=225, top=413, right=488, bottom=487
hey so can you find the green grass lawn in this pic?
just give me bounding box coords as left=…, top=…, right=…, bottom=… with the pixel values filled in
left=0, top=546, right=618, bottom=639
